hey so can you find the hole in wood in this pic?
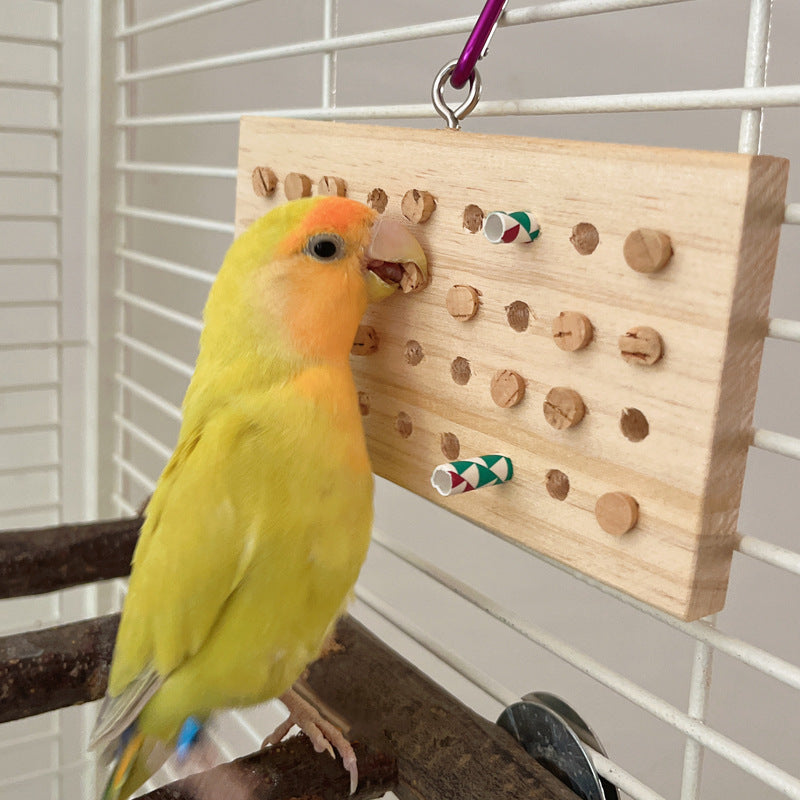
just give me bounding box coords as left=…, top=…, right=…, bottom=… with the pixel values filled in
left=440, top=432, right=460, bottom=460
left=395, top=411, right=413, bottom=438
left=546, top=469, right=570, bottom=500
left=505, top=301, right=530, bottom=332
left=620, top=408, right=649, bottom=442
left=570, top=222, right=599, bottom=255
left=405, top=340, right=424, bottom=366
left=357, top=392, right=370, bottom=416
left=351, top=325, right=379, bottom=356
left=450, top=357, right=471, bottom=385
left=463, top=204, right=484, bottom=233
left=366, top=188, right=388, bottom=213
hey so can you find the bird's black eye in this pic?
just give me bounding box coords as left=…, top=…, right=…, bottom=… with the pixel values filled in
left=305, top=233, right=345, bottom=262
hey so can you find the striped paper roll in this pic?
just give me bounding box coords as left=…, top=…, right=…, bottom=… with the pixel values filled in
left=431, top=455, right=514, bottom=496
left=484, top=211, right=540, bottom=244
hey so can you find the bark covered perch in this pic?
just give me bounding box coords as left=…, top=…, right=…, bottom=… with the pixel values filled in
left=302, top=616, right=576, bottom=800
left=0, top=518, right=576, bottom=798
left=0, top=517, right=141, bottom=599
left=0, top=609, right=577, bottom=800
left=139, top=737, right=396, bottom=800
left=0, top=613, right=119, bottom=723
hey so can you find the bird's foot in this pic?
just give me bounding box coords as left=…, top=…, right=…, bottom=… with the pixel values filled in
left=262, top=688, right=358, bottom=794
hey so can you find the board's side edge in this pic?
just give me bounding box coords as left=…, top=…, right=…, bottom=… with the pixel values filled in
left=688, top=155, right=790, bottom=621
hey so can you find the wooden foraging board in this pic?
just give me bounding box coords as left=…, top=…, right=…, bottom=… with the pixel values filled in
left=236, top=118, right=789, bottom=621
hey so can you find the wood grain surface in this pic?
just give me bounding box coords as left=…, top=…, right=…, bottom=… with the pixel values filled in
left=235, top=118, right=789, bottom=620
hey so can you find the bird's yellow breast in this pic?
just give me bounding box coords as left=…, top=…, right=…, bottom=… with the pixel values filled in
left=291, top=364, right=372, bottom=474
left=129, top=367, right=374, bottom=738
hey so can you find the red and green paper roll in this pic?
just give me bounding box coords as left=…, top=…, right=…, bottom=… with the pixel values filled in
left=483, top=211, right=540, bottom=244
left=431, top=455, right=514, bottom=496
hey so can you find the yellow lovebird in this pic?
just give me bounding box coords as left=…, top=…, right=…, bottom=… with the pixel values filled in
left=90, top=196, right=427, bottom=798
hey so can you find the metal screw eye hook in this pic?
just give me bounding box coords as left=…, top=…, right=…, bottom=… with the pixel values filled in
left=432, top=59, right=482, bottom=130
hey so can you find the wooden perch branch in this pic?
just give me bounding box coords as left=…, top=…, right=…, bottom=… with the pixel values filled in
left=0, top=519, right=576, bottom=798
left=303, top=616, right=576, bottom=800
left=0, top=517, right=141, bottom=599
left=138, top=737, right=396, bottom=800
left=0, top=614, right=118, bottom=723
left=0, top=617, right=395, bottom=799
left=0, top=609, right=577, bottom=800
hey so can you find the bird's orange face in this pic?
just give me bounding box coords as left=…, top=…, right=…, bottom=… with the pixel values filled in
left=265, top=197, right=428, bottom=362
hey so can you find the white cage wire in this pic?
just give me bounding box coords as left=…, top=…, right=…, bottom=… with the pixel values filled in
left=1, top=1, right=799, bottom=799
left=1, top=1, right=98, bottom=797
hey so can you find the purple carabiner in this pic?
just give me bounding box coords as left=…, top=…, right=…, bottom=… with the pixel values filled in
left=451, top=0, right=508, bottom=90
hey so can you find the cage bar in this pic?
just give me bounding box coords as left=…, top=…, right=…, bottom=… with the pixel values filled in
left=117, top=0, right=692, bottom=83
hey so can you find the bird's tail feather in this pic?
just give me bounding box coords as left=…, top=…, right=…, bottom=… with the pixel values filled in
left=99, top=728, right=167, bottom=800
left=101, top=728, right=144, bottom=800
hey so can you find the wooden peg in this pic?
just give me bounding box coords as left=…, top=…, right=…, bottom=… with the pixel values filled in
left=401, top=190, right=436, bottom=224
left=351, top=325, right=379, bottom=356
left=404, top=340, right=424, bottom=366
left=400, top=263, right=427, bottom=294
left=251, top=166, right=277, bottom=198
left=623, top=229, right=673, bottom=273
left=319, top=175, right=347, bottom=196
left=595, top=492, right=639, bottom=535
left=543, top=387, right=585, bottom=429
left=446, top=285, right=480, bottom=321
left=491, top=370, right=526, bottom=408
left=357, top=392, right=370, bottom=416
left=619, top=326, right=663, bottom=365
left=284, top=172, right=312, bottom=200
left=552, top=311, right=593, bottom=351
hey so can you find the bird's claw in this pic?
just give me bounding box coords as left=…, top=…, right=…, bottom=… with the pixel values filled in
left=262, top=688, right=358, bottom=794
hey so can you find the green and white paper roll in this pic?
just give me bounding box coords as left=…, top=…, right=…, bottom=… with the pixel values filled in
left=431, top=455, right=514, bottom=496
left=484, top=211, right=540, bottom=244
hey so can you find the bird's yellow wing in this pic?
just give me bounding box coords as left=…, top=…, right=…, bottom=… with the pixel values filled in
left=109, top=400, right=280, bottom=694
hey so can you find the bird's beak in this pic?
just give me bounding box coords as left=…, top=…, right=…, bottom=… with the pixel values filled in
left=364, top=218, right=428, bottom=303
